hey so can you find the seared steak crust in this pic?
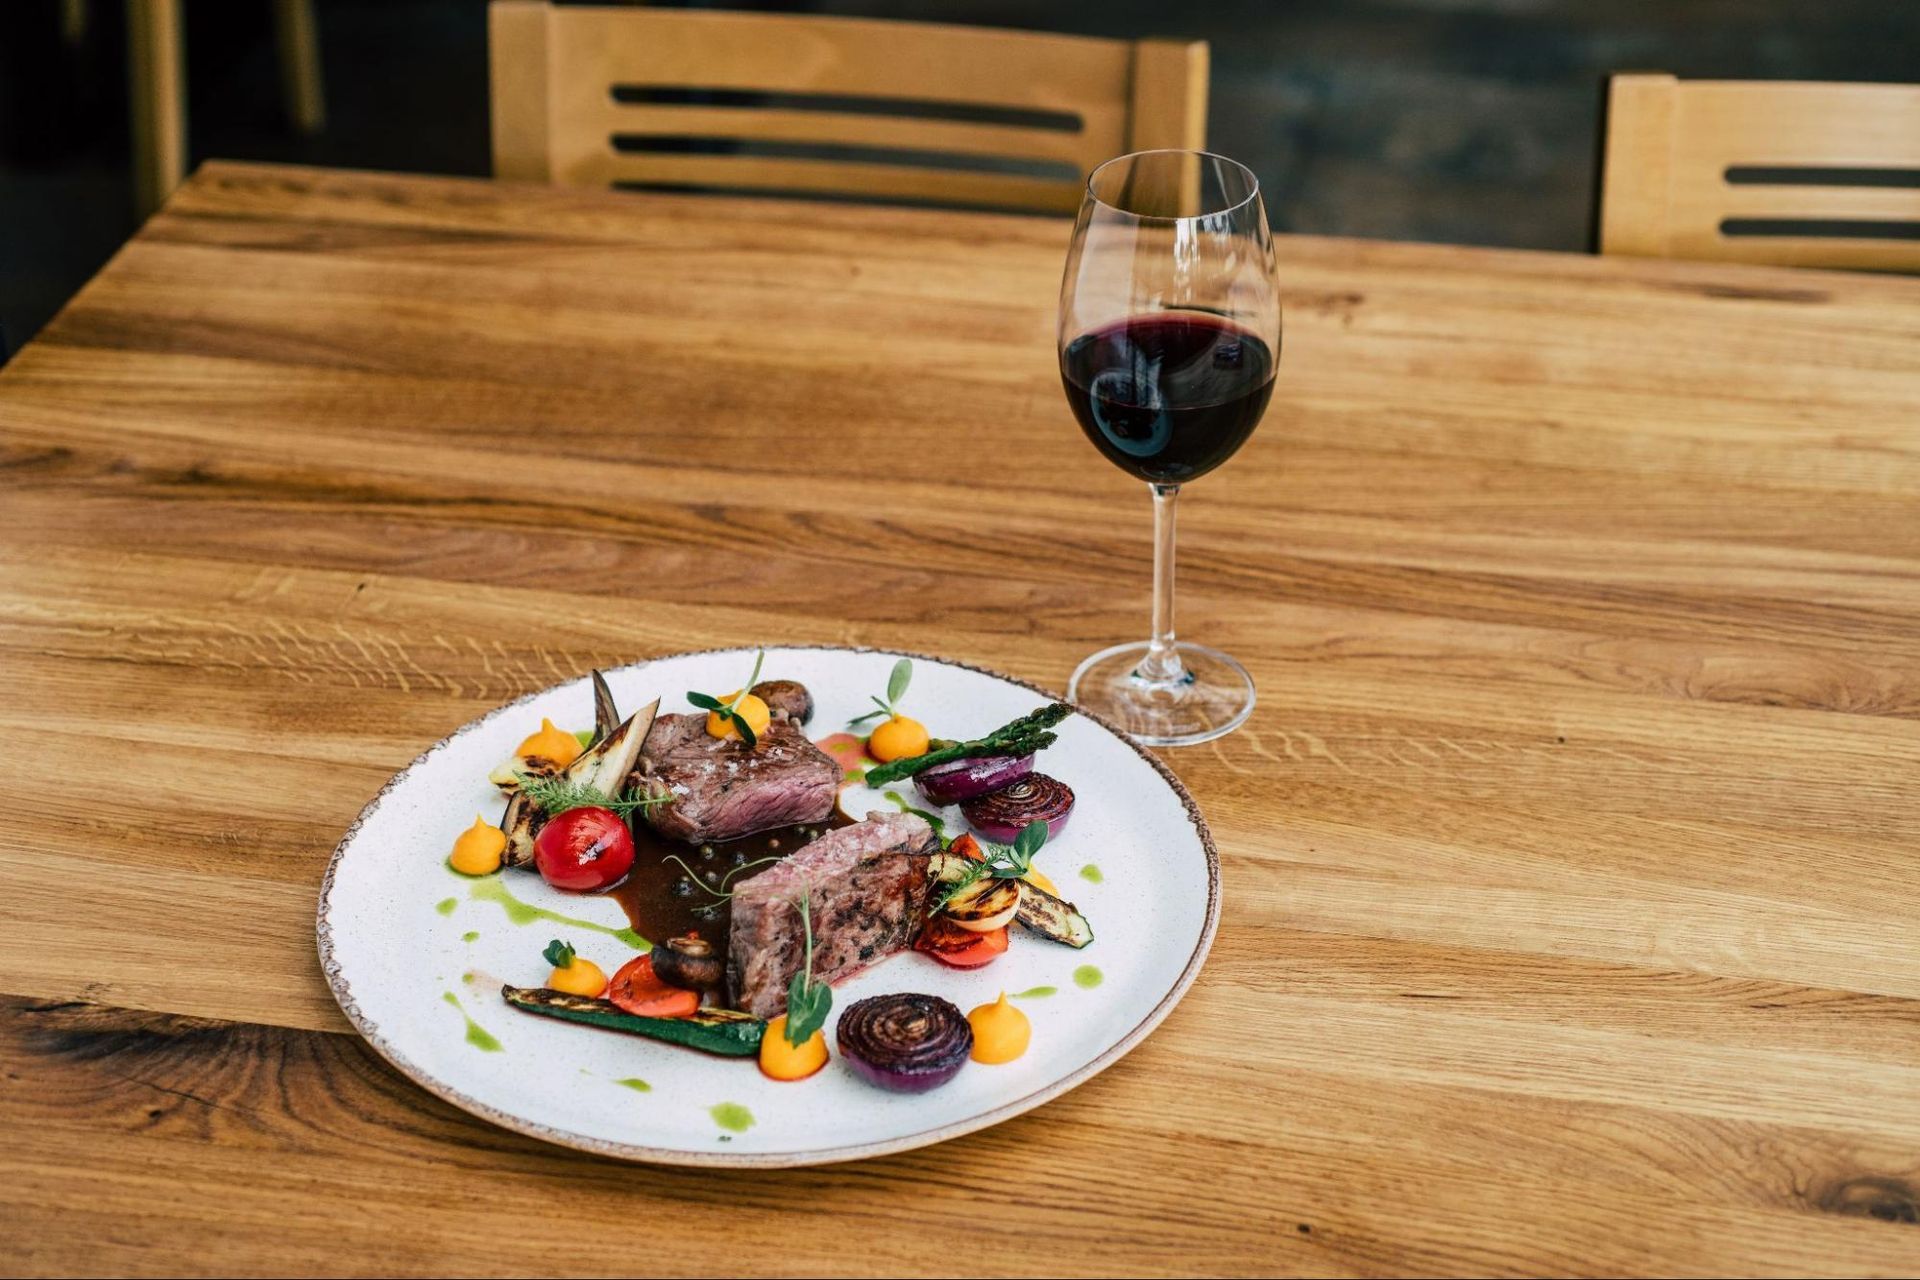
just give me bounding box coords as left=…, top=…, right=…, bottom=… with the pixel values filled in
left=637, top=713, right=838, bottom=843
left=726, top=813, right=937, bottom=1018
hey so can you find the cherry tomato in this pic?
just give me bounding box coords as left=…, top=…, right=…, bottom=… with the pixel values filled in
left=608, top=954, right=700, bottom=1019
left=532, top=806, right=634, bottom=892
left=916, top=918, right=1009, bottom=969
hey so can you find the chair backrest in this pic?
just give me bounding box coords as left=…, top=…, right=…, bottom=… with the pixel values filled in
left=1599, top=74, right=1920, bottom=272
left=488, top=1, right=1207, bottom=215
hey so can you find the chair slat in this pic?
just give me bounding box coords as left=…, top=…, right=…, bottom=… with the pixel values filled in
left=600, top=105, right=1113, bottom=171
left=1707, top=185, right=1920, bottom=221
left=590, top=154, right=1085, bottom=214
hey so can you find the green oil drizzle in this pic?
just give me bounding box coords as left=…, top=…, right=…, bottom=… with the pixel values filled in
left=467, top=876, right=648, bottom=949
left=1072, top=965, right=1104, bottom=990
left=434, top=897, right=458, bottom=915
left=1079, top=864, right=1104, bottom=884
left=441, top=991, right=503, bottom=1052
left=710, top=1102, right=754, bottom=1134
left=614, top=1077, right=652, bottom=1093
left=1012, top=986, right=1057, bottom=999
left=461, top=931, right=480, bottom=943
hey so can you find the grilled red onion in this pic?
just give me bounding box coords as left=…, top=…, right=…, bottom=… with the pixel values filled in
left=836, top=993, right=972, bottom=1093
left=960, top=772, right=1075, bottom=843
left=913, top=753, right=1034, bottom=806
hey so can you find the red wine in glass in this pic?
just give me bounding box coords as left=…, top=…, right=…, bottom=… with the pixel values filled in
left=1057, top=149, right=1282, bottom=746
left=1060, top=312, right=1276, bottom=484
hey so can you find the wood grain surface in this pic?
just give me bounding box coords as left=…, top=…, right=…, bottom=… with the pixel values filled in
left=2, top=161, right=1919, bottom=1278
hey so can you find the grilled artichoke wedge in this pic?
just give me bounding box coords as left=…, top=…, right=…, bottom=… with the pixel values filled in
left=500, top=695, right=657, bottom=869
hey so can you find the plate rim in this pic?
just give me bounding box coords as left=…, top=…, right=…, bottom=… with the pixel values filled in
left=315, top=644, right=1221, bottom=1168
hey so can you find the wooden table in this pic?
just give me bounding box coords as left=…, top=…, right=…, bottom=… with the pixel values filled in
left=3, top=162, right=1918, bottom=1278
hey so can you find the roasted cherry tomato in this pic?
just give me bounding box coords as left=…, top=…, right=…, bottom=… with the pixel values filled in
left=607, top=953, right=700, bottom=1019
left=532, top=805, right=634, bottom=892
left=916, top=918, right=1010, bottom=969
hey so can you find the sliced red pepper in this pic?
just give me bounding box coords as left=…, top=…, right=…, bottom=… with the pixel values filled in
left=916, top=918, right=1009, bottom=969
left=607, top=953, right=700, bottom=1019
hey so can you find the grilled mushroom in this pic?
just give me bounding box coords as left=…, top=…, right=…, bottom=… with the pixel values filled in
left=750, top=679, right=813, bottom=725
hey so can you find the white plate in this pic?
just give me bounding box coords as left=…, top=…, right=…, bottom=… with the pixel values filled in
left=317, top=646, right=1219, bottom=1167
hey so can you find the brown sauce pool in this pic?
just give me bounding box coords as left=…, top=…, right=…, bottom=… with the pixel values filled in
left=596, top=808, right=855, bottom=951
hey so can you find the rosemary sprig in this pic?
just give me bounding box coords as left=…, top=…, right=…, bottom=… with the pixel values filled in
left=931, top=822, right=1049, bottom=914
left=514, top=772, right=671, bottom=822
left=687, top=650, right=766, bottom=748
left=863, top=703, right=1072, bottom=785
left=783, top=889, right=831, bottom=1046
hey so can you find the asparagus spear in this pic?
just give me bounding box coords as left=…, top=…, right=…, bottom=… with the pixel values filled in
left=864, top=702, right=1073, bottom=785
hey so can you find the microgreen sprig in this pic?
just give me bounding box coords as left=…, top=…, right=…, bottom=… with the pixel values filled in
left=783, top=889, right=832, bottom=1046
left=542, top=939, right=576, bottom=968
left=932, top=821, right=1049, bottom=914
left=688, top=649, right=766, bottom=747
left=515, top=772, right=671, bottom=821
left=847, top=657, right=914, bottom=726
left=660, top=853, right=787, bottom=902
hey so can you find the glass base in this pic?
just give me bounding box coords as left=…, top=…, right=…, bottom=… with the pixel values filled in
left=1067, top=641, right=1255, bottom=747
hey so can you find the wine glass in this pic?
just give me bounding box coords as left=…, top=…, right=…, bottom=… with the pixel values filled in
left=1058, top=150, right=1281, bottom=747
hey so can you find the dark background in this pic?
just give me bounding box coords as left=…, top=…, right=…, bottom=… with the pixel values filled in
left=1, top=0, right=1913, bottom=356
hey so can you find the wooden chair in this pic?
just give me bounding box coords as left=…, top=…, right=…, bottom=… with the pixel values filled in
left=1599, top=74, right=1920, bottom=272
left=123, top=0, right=327, bottom=217
left=488, top=1, right=1207, bottom=215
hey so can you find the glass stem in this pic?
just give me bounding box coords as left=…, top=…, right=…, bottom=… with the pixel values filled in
left=1139, top=482, right=1188, bottom=686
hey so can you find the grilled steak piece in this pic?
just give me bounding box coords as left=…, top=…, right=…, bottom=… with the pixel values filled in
left=727, top=813, right=938, bottom=1018
left=636, top=713, right=838, bottom=843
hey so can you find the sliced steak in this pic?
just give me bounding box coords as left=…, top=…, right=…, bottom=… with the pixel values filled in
left=726, top=813, right=937, bottom=1019
left=636, top=713, right=838, bottom=843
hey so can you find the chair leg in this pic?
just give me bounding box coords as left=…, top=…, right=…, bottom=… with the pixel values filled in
left=274, top=0, right=326, bottom=134
left=61, top=0, right=89, bottom=46
left=126, top=0, right=186, bottom=218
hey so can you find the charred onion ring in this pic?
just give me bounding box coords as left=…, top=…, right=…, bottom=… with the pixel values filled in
left=835, top=993, right=973, bottom=1093
left=959, top=772, right=1075, bottom=843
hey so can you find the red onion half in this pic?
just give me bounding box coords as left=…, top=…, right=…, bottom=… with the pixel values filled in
left=960, top=772, right=1075, bottom=843
left=836, top=993, right=972, bottom=1093
left=913, top=753, right=1034, bottom=806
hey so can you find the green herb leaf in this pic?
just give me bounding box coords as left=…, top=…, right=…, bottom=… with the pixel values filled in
left=784, top=972, right=832, bottom=1045
left=783, top=890, right=832, bottom=1045
left=730, top=710, right=758, bottom=749
left=930, top=827, right=1047, bottom=914
left=686, top=691, right=725, bottom=711
left=846, top=708, right=887, bottom=726
left=542, top=939, right=575, bottom=968
left=1013, top=821, right=1049, bottom=861
left=886, top=657, right=913, bottom=706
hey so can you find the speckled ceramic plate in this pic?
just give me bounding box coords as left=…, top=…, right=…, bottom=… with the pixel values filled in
left=317, top=646, right=1218, bottom=1167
